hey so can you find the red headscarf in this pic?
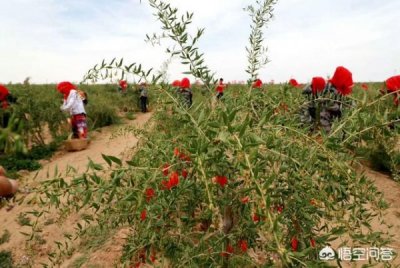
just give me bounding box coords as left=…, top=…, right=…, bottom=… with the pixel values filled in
left=180, top=78, right=191, bottom=89
left=0, top=84, right=10, bottom=109
left=361, top=83, right=369, bottom=90
left=384, top=75, right=400, bottom=106
left=330, top=66, right=353, bottom=96
left=385, top=75, right=400, bottom=93
left=252, top=79, right=262, bottom=88
left=57, top=81, right=76, bottom=100
left=289, top=78, right=300, bottom=88
left=311, top=77, right=326, bottom=95
left=172, top=80, right=181, bottom=87
left=119, top=80, right=128, bottom=89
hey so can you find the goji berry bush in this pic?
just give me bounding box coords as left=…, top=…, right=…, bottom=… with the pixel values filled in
left=34, top=83, right=399, bottom=267
left=27, top=0, right=400, bottom=266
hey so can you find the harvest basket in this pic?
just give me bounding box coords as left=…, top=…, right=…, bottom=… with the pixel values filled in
left=64, top=138, right=89, bottom=152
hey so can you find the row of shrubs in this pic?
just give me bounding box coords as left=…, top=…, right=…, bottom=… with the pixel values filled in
left=0, top=83, right=145, bottom=175
left=36, top=82, right=398, bottom=267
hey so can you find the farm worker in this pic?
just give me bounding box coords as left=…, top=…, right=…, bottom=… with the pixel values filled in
left=300, top=77, right=327, bottom=125
left=0, top=84, right=18, bottom=128
left=381, top=75, right=400, bottom=106
left=180, top=77, right=193, bottom=108
left=328, top=66, right=354, bottom=117
left=300, top=67, right=354, bottom=133
left=381, top=75, right=400, bottom=129
left=252, top=79, right=263, bottom=89
left=119, top=80, right=128, bottom=93
left=300, top=76, right=342, bottom=133
left=138, top=82, right=148, bottom=113
left=57, top=81, right=88, bottom=139
left=216, top=78, right=226, bottom=100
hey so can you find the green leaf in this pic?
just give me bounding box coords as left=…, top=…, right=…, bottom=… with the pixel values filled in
left=104, top=154, right=122, bottom=166
left=118, top=58, right=123, bottom=67
left=249, top=133, right=265, bottom=145
left=108, top=188, right=116, bottom=203
left=239, top=116, right=250, bottom=137
left=88, top=160, right=104, bottom=171
left=82, top=191, right=92, bottom=207
left=101, top=154, right=112, bottom=167
left=123, top=192, right=137, bottom=202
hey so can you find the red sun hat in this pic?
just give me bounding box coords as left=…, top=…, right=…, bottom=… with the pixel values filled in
left=311, top=77, right=326, bottom=95
left=119, top=80, right=128, bottom=89
left=172, top=80, right=181, bottom=87
left=385, top=75, right=400, bottom=93
left=57, top=81, right=76, bottom=99
left=0, top=84, right=10, bottom=109
left=180, top=78, right=191, bottom=89
left=361, top=83, right=369, bottom=90
left=0, top=84, right=10, bottom=101
left=252, top=79, right=263, bottom=88
left=330, top=66, right=354, bottom=96
left=289, top=78, right=299, bottom=87
left=384, top=75, right=400, bottom=106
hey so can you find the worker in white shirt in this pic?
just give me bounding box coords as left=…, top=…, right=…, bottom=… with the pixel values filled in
left=57, top=81, right=88, bottom=139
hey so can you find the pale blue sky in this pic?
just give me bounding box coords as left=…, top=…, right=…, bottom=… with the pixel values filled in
left=0, top=0, right=399, bottom=84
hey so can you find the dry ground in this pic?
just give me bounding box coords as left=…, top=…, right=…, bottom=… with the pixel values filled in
left=0, top=112, right=152, bottom=267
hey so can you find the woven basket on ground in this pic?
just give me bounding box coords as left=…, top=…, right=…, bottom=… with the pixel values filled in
left=64, top=139, right=89, bottom=152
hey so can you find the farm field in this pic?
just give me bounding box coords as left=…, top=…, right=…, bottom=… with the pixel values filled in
left=1, top=82, right=400, bottom=267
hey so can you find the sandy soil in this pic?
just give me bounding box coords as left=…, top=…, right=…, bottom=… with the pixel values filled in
left=60, top=228, right=131, bottom=268
left=360, top=166, right=400, bottom=248
left=0, top=112, right=152, bottom=267
left=37, top=112, right=152, bottom=177
left=356, top=165, right=400, bottom=266
left=333, top=163, right=400, bottom=267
